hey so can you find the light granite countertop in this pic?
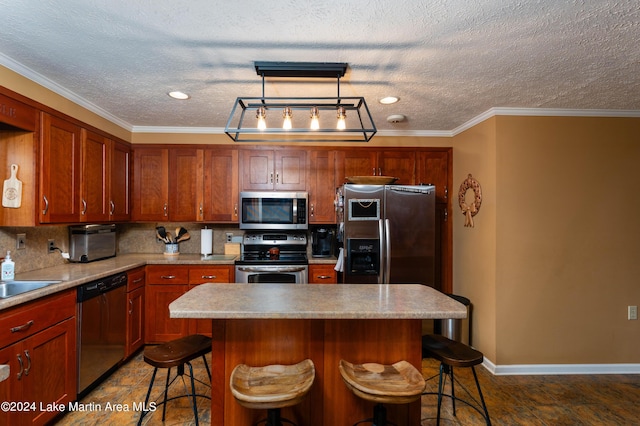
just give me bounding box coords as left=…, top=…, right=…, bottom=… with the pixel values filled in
left=0, top=253, right=238, bottom=311
left=169, top=283, right=467, bottom=319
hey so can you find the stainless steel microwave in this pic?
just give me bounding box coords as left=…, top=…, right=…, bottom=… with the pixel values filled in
left=239, top=191, right=308, bottom=230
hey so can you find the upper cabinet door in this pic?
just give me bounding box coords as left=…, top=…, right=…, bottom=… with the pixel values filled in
left=168, top=148, right=204, bottom=222
left=131, top=148, right=169, bottom=221
left=240, top=149, right=306, bottom=191
left=40, top=113, right=82, bottom=223
left=376, top=150, right=416, bottom=184
left=80, top=129, right=109, bottom=222
left=110, top=141, right=131, bottom=221
left=416, top=150, right=450, bottom=203
left=308, top=150, right=336, bottom=223
left=204, top=148, right=239, bottom=222
left=334, top=150, right=377, bottom=185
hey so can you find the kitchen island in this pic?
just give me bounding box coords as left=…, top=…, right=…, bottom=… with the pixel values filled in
left=170, top=283, right=467, bottom=425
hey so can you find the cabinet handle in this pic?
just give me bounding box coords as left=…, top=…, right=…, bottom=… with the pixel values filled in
left=444, top=208, right=448, bottom=222
left=270, top=172, right=274, bottom=183
left=199, top=203, right=203, bottom=217
left=234, top=203, right=238, bottom=217
left=378, top=167, right=382, bottom=176
left=23, top=350, right=31, bottom=376
left=110, top=200, right=115, bottom=215
left=10, top=319, right=34, bottom=333
left=444, top=186, right=448, bottom=199
left=132, top=277, right=143, bottom=284
left=160, top=275, right=176, bottom=279
left=163, top=203, right=168, bottom=217
left=42, top=195, right=49, bottom=215
left=81, top=199, right=87, bottom=215
left=317, top=275, right=332, bottom=279
left=16, top=353, right=24, bottom=380
left=276, top=172, right=279, bottom=184
left=129, top=299, right=133, bottom=314
left=201, top=275, right=217, bottom=279
left=310, top=204, right=315, bottom=217
left=372, top=168, right=376, bottom=176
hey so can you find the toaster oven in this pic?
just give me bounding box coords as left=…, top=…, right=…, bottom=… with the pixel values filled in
left=69, top=224, right=116, bottom=263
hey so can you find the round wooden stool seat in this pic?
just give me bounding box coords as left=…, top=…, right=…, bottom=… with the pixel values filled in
left=338, top=360, right=426, bottom=405
left=230, top=359, right=315, bottom=410
left=144, top=334, right=212, bottom=368
left=422, top=334, right=483, bottom=368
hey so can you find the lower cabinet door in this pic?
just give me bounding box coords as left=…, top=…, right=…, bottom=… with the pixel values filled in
left=145, top=284, right=189, bottom=343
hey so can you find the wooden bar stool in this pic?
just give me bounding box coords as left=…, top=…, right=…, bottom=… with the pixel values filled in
left=230, top=359, right=315, bottom=426
left=422, top=334, right=491, bottom=425
left=338, top=359, right=426, bottom=426
left=137, top=334, right=212, bottom=426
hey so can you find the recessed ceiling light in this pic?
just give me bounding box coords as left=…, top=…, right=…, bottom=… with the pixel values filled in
left=379, top=96, right=399, bottom=105
left=168, top=91, right=190, bottom=100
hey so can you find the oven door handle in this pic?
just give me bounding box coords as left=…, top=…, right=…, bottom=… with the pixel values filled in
left=237, top=266, right=307, bottom=273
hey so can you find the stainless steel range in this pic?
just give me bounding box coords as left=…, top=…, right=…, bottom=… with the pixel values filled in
left=235, top=232, right=308, bottom=283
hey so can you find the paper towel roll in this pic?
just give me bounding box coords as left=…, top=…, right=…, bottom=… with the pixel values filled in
left=200, top=228, right=213, bottom=255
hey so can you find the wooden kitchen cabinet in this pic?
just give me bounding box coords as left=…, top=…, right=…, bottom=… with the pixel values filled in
left=80, top=129, right=109, bottom=222
left=0, top=290, right=76, bottom=426
left=335, top=149, right=416, bottom=184
left=132, top=147, right=169, bottom=221
left=240, top=148, right=306, bottom=191
left=39, top=112, right=82, bottom=223
left=203, top=148, right=239, bottom=222
left=109, top=140, right=131, bottom=221
left=308, top=150, right=337, bottom=223
left=145, top=265, right=234, bottom=342
left=169, top=148, right=204, bottom=222
left=0, top=90, right=38, bottom=227
left=309, top=264, right=337, bottom=284
left=144, top=265, right=189, bottom=343
left=416, top=149, right=452, bottom=293
left=125, top=267, right=145, bottom=358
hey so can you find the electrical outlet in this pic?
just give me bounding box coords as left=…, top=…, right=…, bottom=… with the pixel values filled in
left=48, top=239, right=56, bottom=254
left=226, top=232, right=233, bottom=243
left=628, top=306, right=638, bottom=320
left=16, top=233, right=26, bottom=250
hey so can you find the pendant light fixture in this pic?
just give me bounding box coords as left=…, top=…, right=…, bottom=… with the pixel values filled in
left=225, top=62, right=377, bottom=142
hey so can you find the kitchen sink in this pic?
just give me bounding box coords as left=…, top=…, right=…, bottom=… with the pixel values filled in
left=0, top=280, right=63, bottom=299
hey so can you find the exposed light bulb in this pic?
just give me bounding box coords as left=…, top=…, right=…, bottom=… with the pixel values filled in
left=256, top=106, right=267, bottom=130
left=336, top=106, right=346, bottom=130
left=283, top=107, right=293, bottom=130
left=310, top=107, right=320, bottom=130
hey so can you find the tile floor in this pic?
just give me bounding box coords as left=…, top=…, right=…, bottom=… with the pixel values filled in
left=55, top=350, right=640, bottom=425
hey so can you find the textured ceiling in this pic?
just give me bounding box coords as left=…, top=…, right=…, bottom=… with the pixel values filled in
left=0, top=0, right=639, bottom=134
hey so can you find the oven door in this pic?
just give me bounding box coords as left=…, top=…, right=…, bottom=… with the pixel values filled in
left=235, top=265, right=308, bottom=284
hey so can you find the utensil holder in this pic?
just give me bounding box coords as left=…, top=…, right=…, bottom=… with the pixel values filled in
left=164, top=243, right=179, bottom=256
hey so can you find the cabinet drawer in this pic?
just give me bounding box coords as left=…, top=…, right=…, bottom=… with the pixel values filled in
left=127, top=267, right=146, bottom=291
left=309, top=265, right=337, bottom=284
left=146, top=266, right=189, bottom=284
left=189, top=267, right=231, bottom=284
left=0, top=290, right=76, bottom=348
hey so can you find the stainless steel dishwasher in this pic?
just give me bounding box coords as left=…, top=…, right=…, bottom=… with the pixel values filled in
left=77, top=272, right=127, bottom=397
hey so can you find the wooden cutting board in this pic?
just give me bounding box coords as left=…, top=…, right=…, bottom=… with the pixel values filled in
left=2, top=164, right=22, bottom=208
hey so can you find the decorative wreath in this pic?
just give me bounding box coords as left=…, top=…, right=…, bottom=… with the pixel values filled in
left=458, top=174, right=482, bottom=228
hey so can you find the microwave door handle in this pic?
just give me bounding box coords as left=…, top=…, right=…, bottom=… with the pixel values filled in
left=378, top=219, right=384, bottom=284
left=384, top=219, right=391, bottom=283
left=293, top=199, right=298, bottom=224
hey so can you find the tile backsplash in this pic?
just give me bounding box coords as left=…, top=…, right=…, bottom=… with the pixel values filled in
left=0, top=223, right=242, bottom=274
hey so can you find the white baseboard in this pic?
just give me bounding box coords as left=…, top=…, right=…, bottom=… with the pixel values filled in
left=482, top=358, right=640, bottom=375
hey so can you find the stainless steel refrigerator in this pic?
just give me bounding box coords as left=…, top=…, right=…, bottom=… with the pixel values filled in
left=342, top=184, right=436, bottom=286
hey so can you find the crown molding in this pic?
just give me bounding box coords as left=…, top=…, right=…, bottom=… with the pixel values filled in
left=0, top=53, right=133, bottom=131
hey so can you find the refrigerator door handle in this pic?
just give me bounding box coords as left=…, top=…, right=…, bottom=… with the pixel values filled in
left=384, top=218, right=391, bottom=283
left=378, top=219, right=384, bottom=284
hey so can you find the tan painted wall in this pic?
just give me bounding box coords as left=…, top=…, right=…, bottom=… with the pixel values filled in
left=493, top=115, right=640, bottom=365
left=450, top=118, right=498, bottom=362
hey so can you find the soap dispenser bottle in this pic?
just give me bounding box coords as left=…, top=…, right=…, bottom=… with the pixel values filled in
left=2, top=250, right=15, bottom=281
